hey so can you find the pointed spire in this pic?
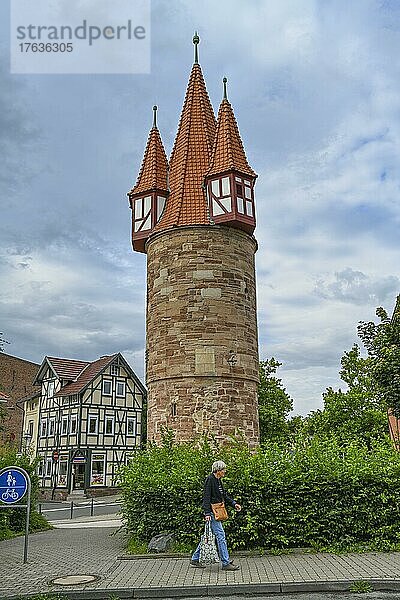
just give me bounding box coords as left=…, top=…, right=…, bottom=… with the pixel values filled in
left=206, top=83, right=256, bottom=179
left=155, top=59, right=216, bottom=230
left=130, top=107, right=168, bottom=196
left=223, top=76, right=228, bottom=100
left=193, top=31, right=200, bottom=64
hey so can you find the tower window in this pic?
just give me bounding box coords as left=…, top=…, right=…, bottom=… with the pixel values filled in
left=171, top=402, right=177, bottom=417
left=236, top=183, right=243, bottom=197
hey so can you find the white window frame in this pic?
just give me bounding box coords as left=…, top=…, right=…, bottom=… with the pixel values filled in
left=105, top=416, right=114, bottom=436
left=40, top=419, right=48, bottom=437
left=88, top=415, right=98, bottom=435
left=116, top=381, right=126, bottom=398
left=127, top=416, right=136, bottom=436
left=111, top=365, right=119, bottom=376
left=48, top=417, right=55, bottom=437
left=90, top=452, right=106, bottom=486
left=70, top=414, right=77, bottom=434
left=45, top=458, right=52, bottom=478
left=57, top=457, right=68, bottom=487
left=61, top=416, right=69, bottom=435
left=102, top=379, right=112, bottom=396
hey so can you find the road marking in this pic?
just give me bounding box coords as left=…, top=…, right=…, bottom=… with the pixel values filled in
left=52, top=519, right=122, bottom=528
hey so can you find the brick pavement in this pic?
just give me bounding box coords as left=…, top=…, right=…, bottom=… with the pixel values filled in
left=2, top=520, right=400, bottom=598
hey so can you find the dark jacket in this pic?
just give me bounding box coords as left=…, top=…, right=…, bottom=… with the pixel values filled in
left=202, top=473, right=236, bottom=516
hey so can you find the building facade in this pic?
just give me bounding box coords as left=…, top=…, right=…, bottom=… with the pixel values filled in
left=23, top=353, right=145, bottom=497
left=128, top=36, right=260, bottom=446
left=0, top=353, right=39, bottom=447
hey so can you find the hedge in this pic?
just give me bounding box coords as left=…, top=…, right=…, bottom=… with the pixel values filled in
left=0, top=446, right=51, bottom=540
left=118, top=434, right=400, bottom=551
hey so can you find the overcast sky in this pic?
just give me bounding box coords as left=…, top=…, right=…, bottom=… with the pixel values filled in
left=1, top=0, right=399, bottom=416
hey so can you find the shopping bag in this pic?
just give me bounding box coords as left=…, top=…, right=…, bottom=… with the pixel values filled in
left=199, top=521, right=219, bottom=565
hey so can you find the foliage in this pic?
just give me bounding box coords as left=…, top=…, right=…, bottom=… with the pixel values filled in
left=349, top=580, right=373, bottom=593
left=358, top=302, right=400, bottom=417
left=0, top=445, right=51, bottom=540
left=258, top=358, right=293, bottom=445
left=298, top=345, right=387, bottom=445
left=119, top=434, right=400, bottom=553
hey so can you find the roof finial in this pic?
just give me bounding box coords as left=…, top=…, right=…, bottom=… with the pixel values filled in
left=152, top=105, right=157, bottom=129
left=223, top=77, right=228, bottom=100
left=193, top=31, right=200, bottom=64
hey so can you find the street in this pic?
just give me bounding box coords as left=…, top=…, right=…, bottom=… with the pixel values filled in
left=162, top=595, right=400, bottom=600
left=38, top=499, right=121, bottom=521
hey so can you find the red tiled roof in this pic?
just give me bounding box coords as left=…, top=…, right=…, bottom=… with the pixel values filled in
left=206, top=98, right=256, bottom=178
left=47, top=357, right=89, bottom=381
left=129, top=126, right=168, bottom=196
left=155, top=63, right=216, bottom=230
left=54, top=354, right=117, bottom=397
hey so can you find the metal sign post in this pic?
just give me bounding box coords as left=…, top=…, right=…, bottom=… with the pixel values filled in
left=0, top=466, right=31, bottom=563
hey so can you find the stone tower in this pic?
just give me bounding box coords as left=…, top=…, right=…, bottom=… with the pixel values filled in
left=128, top=36, right=260, bottom=447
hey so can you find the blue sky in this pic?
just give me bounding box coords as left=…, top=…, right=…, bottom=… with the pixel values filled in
left=0, top=0, right=399, bottom=415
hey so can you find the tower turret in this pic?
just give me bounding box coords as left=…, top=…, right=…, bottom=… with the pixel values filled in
left=205, top=78, right=257, bottom=234
left=128, top=106, right=168, bottom=252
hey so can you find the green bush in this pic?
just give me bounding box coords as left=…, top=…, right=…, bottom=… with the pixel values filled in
left=118, top=433, right=400, bottom=552
left=0, top=445, right=51, bottom=540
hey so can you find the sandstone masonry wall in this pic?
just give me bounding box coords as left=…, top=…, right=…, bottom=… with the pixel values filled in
left=146, top=225, right=260, bottom=446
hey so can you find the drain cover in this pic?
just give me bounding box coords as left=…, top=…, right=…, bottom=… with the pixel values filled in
left=51, top=575, right=98, bottom=585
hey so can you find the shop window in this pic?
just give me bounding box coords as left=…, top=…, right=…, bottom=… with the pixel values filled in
left=90, top=453, right=106, bottom=486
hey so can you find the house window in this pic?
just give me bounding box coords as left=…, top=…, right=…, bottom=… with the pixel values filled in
left=40, top=419, right=47, bottom=437
left=37, top=459, right=44, bottom=476
left=105, top=417, right=114, bottom=435
left=116, top=381, right=125, bottom=397
left=127, top=416, right=136, bottom=436
left=70, top=415, right=77, bottom=434
left=102, top=380, right=112, bottom=396
left=88, top=415, right=98, bottom=435
left=28, top=421, right=34, bottom=437
left=90, top=453, right=106, bottom=486
left=111, top=365, right=119, bottom=376
left=45, top=458, right=52, bottom=478
left=47, top=381, right=55, bottom=398
left=48, top=418, right=55, bottom=437
left=61, top=416, right=69, bottom=435
left=57, top=457, right=68, bottom=487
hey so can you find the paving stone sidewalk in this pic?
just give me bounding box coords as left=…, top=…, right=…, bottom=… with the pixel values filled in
left=2, top=519, right=400, bottom=599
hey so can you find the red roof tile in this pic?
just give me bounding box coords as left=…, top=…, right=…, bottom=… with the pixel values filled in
left=129, top=126, right=168, bottom=196
left=54, top=354, right=117, bottom=397
left=207, top=98, right=256, bottom=178
left=155, top=63, right=216, bottom=230
left=47, top=357, right=89, bottom=381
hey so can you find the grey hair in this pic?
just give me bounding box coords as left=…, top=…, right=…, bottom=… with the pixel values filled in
left=212, top=460, right=227, bottom=473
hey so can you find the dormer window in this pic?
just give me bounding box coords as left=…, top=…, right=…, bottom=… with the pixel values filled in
left=235, top=176, right=254, bottom=217
left=134, top=196, right=152, bottom=232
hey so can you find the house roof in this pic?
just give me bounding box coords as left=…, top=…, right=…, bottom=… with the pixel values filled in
left=154, top=62, right=216, bottom=230
left=46, top=357, right=90, bottom=381
left=206, top=97, right=256, bottom=179
left=129, top=119, right=168, bottom=196
left=54, top=354, right=117, bottom=397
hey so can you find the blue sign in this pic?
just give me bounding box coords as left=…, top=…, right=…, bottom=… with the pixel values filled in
left=0, top=467, right=28, bottom=504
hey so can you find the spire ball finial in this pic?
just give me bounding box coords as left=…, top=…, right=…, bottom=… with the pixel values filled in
left=223, top=77, right=228, bottom=100
left=152, top=105, right=158, bottom=129
left=193, top=31, right=200, bottom=64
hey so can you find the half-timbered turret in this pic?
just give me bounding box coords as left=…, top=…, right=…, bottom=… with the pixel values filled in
left=205, top=78, right=257, bottom=234
left=128, top=106, right=168, bottom=253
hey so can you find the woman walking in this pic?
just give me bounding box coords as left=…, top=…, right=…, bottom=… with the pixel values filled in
left=190, top=460, right=241, bottom=571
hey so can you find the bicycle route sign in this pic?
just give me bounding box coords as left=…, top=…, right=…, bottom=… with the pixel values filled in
left=0, top=467, right=29, bottom=504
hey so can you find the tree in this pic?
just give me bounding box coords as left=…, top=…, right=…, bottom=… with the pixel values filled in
left=358, top=299, right=400, bottom=417
left=299, top=345, right=387, bottom=444
left=258, top=358, right=293, bottom=444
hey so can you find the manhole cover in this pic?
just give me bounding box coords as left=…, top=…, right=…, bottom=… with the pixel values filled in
left=51, top=575, right=98, bottom=585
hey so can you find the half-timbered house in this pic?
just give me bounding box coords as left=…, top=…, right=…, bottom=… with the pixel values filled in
left=24, top=353, right=145, bottom=497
